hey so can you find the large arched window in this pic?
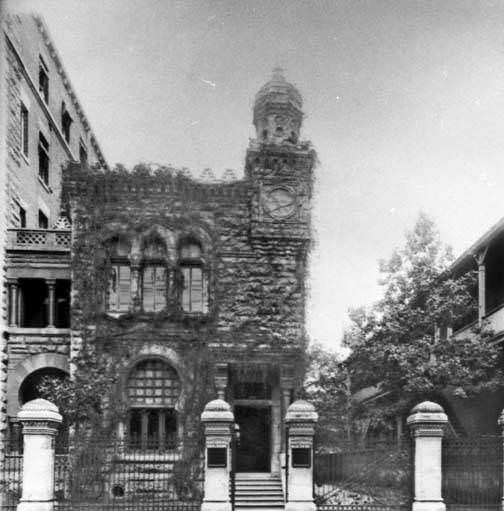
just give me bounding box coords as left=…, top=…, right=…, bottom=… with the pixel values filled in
left=179, top=241, right=207, bottom=314
left=142, top=238, right=167, bottom=313
left=108, top=237, right=131, bottom=313
left=127, top=359, right=180, bottom=450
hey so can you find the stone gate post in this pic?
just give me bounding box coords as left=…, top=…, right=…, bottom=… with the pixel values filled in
left=497, top=409, right=504, bottom=511
left=285, top=400, right=318, bottom=511
left=201, top=399, right=234, bottom=511
left=407, top=401, right=448, bottom=511
left=17, top=398, right=62, bottom=511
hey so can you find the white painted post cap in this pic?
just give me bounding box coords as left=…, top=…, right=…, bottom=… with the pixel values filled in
left=201, top=398, right=234, bottom=422
left=407, top=400, right=448, bottom=427
left=285, top=399, right=318, bottom=423
left=17, top=398, right=62, bottom=424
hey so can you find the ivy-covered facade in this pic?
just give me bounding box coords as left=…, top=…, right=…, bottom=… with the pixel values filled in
left=6, top=68, right=316, bottom=475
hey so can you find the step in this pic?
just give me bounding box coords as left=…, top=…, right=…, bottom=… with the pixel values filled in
left=234, top=505, right=284, bottom=509
left=235, top=488, right=283, bottom=497
left=235, top=481, right=282, bottom=488
left=235, top=495, right=283, bottom=504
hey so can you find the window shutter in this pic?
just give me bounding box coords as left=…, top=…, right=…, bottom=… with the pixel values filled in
left=118, top=266, right=131, bottom=311
left=143, top=267, right=155, bottom=312
left=202, top=270, right=208, bottom=314
left=154, top=267, right=166, bottom=312
left=109, top=266, right=118, bottom=310
left=181, top=267, right=190, bottom=312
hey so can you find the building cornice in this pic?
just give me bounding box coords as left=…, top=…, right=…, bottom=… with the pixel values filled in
left=32, top=15, right=109, bottom=170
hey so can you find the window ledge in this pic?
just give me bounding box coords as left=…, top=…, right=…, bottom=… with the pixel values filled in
left=8, top=327, right=71, bottom=335
left=118, top=451, right=181, bottom=461
left=37, top=175, right=53, bottom=194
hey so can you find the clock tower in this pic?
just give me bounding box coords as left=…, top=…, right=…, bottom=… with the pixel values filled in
left=246, top=67, right=316, bottom=240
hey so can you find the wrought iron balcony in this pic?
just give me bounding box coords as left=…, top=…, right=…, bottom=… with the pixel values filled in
left=7, top=229, right=71, bottom=251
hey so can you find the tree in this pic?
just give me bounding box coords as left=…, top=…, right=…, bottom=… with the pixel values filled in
left=301, top=342, right=352, bottom=444
left=343, top=213, right=503, bottom=425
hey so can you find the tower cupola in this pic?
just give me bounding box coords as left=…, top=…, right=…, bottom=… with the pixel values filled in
left=253, top=67, right=303, bottom=145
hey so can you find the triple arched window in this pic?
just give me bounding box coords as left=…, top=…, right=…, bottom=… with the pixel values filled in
left=106, top=235, right=209, bottom=315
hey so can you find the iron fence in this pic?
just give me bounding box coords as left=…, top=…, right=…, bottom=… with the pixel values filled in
left=1, top=437, right=204, bottom=511
left=442, top=435, right=503, bottom=511
left=56, top=438, right=204, bottom=511
left=314, top=439, right=413, bottom=510
left=0, top=453, right=22, bottom=511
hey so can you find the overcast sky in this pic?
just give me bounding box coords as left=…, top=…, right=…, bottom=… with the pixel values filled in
left=6, top=0, right=504, bottom=352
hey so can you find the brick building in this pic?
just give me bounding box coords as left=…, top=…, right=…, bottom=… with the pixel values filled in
left=0, top=13, right=107, bottom=447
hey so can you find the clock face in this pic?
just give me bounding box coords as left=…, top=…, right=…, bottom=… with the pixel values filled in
left=263, top=187, right=297, bottom=219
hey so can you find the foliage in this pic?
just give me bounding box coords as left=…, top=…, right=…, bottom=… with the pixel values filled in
left=37, top=338, right=123, bottom=429
left=302, top=341, right=353, bottom=443
left=343, top=213, right=503, bottom=422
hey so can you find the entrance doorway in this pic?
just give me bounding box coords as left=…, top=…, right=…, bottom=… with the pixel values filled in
left=234, top=406, right=271, bottom=472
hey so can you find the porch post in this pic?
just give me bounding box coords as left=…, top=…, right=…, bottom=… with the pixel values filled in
left=8, top=279, right=18, bottom=327
left=17, top=398, right=62, bottom=511
left=285, top=400, right=318, bottom=511
left=407, top=401, right=448, bottom=511
left=201, top=399, right=234, bottom=511
left=474, top=248, right=488, bottom=327
left=46, top=279, right=56, bottom=328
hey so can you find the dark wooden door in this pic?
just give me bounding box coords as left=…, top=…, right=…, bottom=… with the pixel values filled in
left=235, top=406, right=271, bottom=472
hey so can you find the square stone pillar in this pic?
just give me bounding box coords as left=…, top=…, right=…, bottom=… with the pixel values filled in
left=407, top=401, right=448, bottom=511
left=497, top=409, right=504, bottom=511
left=17, top=399, right=62, bottom=511
left=285, top=400, right=318, bottom=511
left=201, top=399, right=234, bottom=511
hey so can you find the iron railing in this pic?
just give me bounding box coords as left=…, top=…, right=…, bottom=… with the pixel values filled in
left=1, top=437, right=204, bottom=511
left=313, top=439, right=413, bottom=510
left=442, top=435, right=503, bottom=511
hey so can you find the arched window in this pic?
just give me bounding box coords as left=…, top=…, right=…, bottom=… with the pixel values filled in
left=142, top=238, right=167, bottom=312
left=10, top=368, right=70, bottom=453
left=179, top=241, right=207, bottom=314
left=108, top=237, right=131, bottom=313
left=127, top=359, right=180, bottom=450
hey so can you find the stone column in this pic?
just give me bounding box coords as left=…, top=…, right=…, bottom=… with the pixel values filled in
left=280, top=366, right=294, bottom=453
left=46, top=280, right=56, bottom=328
left=201, top=399, right=234, bottom=511
left=8, top=279, right=18, bottom=327
left=214, top=363, right=229, bottom=400
left=17, top=398, right=62, bottom=511
left=285, top=400, right=318, bottom=511
left=407, top=401, right=448, bottom=511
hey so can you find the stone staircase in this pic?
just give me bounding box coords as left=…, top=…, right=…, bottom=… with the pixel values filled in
left=233, top=473, right=285, bottom=510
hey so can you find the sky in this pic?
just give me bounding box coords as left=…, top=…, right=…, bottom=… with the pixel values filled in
left=6, top=0, right=504, bottom=352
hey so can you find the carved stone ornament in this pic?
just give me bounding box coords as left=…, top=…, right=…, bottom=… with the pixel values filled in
left=407, top=400, right=448, bottom=436
left=17, top=398, right=62, bottom=434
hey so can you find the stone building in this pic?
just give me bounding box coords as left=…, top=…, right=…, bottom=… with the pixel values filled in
left=62, top=67, right=316, bottom=474
left=0, top=13, right=107, bottom=447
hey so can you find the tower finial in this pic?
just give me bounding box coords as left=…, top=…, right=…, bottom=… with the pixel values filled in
left=272, top=66, right=285, bottom=80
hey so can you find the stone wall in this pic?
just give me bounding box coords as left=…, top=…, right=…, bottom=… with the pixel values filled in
left=63, top=153, right=314, bottom=435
